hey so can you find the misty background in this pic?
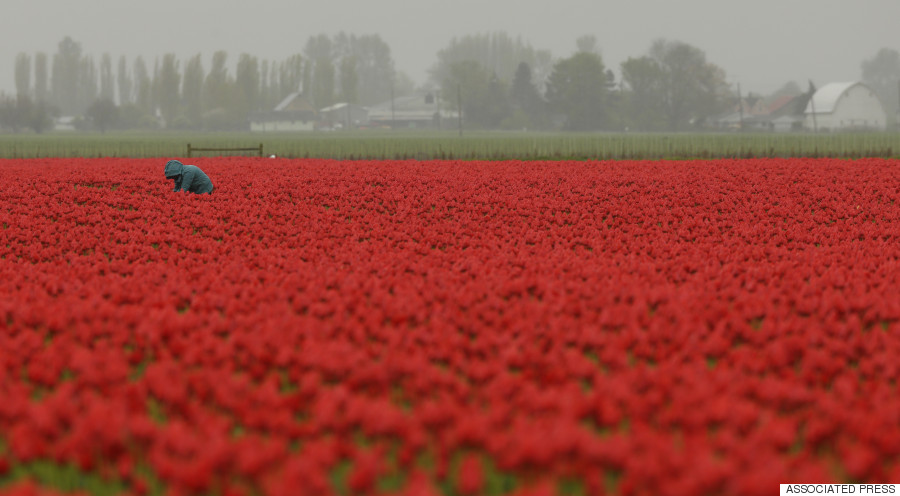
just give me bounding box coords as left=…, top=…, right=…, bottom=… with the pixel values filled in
left=1, top=0, right=898, bottom=132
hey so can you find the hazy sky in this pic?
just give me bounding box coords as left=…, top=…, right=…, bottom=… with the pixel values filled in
left=2, top=0, right=897, bottom=97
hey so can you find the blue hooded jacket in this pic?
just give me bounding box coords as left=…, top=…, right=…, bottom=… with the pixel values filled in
left=164, top=160, right=214, bottom=194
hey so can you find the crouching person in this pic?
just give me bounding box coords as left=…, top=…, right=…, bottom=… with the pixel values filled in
left=164, top=160, right=214, bottom=194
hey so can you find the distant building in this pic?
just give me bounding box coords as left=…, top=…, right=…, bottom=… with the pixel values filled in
left=737, top=95, right=769, bottom=117
left=715, top=93, right=805, bottom=131
left=250, top=92, right=317, bottom=132
left=318, top=102, right=369, bottom=129
left=54, top=116, right=77, bottom=132
left=762, top=93, right=813, bottom=132
left=713, top=112, right=748, bottom=131
left=368, top=92, right=459, bottom=129
left=804, top=82, right=887, bottom=131
left=712, top=84, right=887, bottom=133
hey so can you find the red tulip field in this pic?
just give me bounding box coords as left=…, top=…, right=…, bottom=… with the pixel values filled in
left=2, top=157, right=900, bottom=495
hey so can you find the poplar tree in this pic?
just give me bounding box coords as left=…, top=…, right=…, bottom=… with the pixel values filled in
left=76, top=56, right=97, bottom=115
left=339, top=55, right=358, bottom=103
left=133, top=56, right=152, bottom=112
left=182, top=54, right=204, bottom=128
left=117, top=55, right=132, bottom=105
left=204, top=51, right=230, bottom=112
left=278, top=54, right=303, bottom=98
left=156, top=53, right=181, bottom=126
left=311, top=56, right=335, bottom=108
left=34, top=53, right=49, bottom=104
left=99, top=53, right=115, bottom=103
left=15, top=53, right=31, bottom=99
left=51, top=37, right=82, bottom=115
left=234, top=53, right=260, bottom=117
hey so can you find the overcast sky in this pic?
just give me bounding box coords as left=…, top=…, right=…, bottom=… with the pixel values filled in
left=2, top=0, right=897, bottom=97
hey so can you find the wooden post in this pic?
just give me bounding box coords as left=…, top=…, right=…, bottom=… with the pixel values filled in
left=187, top=143, right=192, bottom=158
left=258, top=143, right=264, bottom=157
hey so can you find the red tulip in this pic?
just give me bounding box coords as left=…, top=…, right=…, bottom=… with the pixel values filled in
left=456, top=454, right=484, bottom=495
left=4, top=157, right=900, bottom=494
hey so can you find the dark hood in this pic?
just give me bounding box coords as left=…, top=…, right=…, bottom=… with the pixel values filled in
left=164, top=160, right=185, bottom=178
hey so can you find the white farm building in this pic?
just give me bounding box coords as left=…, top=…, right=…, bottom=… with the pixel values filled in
left=805, top=82, right=887, bottom=131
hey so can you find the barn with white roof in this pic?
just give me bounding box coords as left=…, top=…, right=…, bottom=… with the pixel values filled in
left=805, top=82, right=887, bottom=131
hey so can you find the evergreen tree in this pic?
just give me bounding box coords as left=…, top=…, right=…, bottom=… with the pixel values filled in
left=545, top=51, right=608, bottom=131
left=50, top=36, right=82, bottom=115
left=234, top=53, right=260, bottom=120
left=345, top=34, right=394, bottom=105
left=620, top=56, right=666, bottom=131
left=76, top=56, right=97, bottom=115
left=647, top=39, right=729, bottom=130
left=297, top=33, right=396, bottom=106
left=303, top=34, right=333, bottom=106
left=861, top=48, right=900, bottom=127
left=99, top=53, right=115, bottom=103
left=182, top=54, right=204, bottom=128
left=339, top=55, right=359, bottom=103
left=510, top=62, right=545, bottom=128
left=203, top=51, right=238, bottom=129
left=442, top=60, right=495, bottom=128
left=151, top=58, right=160, bottom=116
left=279, top=54, right=303, bottom=97
left=133, top=56, right=152, bottom=112
left=204, top=51, right=230, bottom=113
left=87, top=98, right=118, bottom=133
left=267, top=61, right=280, bottom=110
left=431, top=32, right=553, bottom=90
left=156, top=53, right=181, bottom=127
left=15, top=53, right=31, bottom=99
left=34, top=53, right=48, bottom=104
left=259, top=59, right=270, bottom=111
left=311, top=56, right=335, bottom=108
left=117, top=55, right=132, bottom=105
left=484, top=73, right=512, bottom=128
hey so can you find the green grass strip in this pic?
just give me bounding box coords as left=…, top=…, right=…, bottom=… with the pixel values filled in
left=0, top=131, right=898, bottom=160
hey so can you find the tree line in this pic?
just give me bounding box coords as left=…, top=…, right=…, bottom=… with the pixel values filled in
left=1, top=33, right=405, bottom=132
left=3, top=32, right=899, bottom=133
left=437, top=34, right=732, bottom=132
left=436, top=34, right=899, bottom=132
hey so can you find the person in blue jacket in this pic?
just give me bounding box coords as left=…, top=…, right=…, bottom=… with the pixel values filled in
left=164, top=160, right=214, bottom=194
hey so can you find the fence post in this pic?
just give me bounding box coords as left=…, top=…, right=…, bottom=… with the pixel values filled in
left=187, top=143, right=192, bottom=158
left=259, top=143, right=263, bottom=157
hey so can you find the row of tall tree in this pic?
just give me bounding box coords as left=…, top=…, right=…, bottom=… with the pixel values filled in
left=4, top=33, right=404, bottom=131
left=4, top=32, right=899, bottom=132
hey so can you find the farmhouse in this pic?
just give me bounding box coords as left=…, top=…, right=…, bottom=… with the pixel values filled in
left=714, top=94, right=800, bottom=131
left=804, top=82, right=887, bottom=131
left=318, top=102, right=369, bottom=130
left=250, top=92, right=317, bottom=132
left=368, top=93, right=459, bottom=129
left=54, top=116, right=77, bottom=132
left=760, top=93, right=813, bottom=132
